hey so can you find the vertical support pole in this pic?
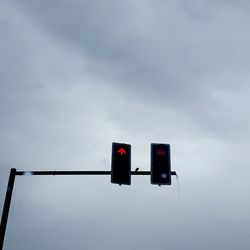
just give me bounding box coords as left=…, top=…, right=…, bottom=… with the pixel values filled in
left=0, top=168, right=16, bottom=250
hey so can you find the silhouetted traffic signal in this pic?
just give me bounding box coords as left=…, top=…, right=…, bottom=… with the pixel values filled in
left=111, top=142, right=131, bottom=185
left=151, top=143, right=171, bottom=185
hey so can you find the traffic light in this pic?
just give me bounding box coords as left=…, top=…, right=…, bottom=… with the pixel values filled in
left=151, top=143, right=171, bottom=185
left=111, top=142, right=131, bottom=185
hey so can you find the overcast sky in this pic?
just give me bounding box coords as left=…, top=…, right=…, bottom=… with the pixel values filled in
left=1, top=1, right=250, bottom=249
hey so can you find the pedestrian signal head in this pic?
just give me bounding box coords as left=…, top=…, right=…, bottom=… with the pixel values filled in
left=151, top=143, right=171, bottom=185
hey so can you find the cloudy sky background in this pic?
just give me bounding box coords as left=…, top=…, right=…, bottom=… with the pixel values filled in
left=1, top=0, right=250, bottom=249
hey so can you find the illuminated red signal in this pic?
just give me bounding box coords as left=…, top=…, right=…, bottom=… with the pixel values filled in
left=156, top=148, right=166, bottom=156
left=111, top=142, right=131, bottom=185
left=117, top=148, right=126, bottom=155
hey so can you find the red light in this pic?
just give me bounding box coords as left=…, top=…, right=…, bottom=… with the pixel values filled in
left=117, top=148, right=126, bottom=155
left=156, top=148, right=166, bottom=156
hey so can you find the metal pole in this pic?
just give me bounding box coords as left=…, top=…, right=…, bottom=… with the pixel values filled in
left=15, top=170, right=176, bottom=176
left=0, top=168, right=16, bottom=250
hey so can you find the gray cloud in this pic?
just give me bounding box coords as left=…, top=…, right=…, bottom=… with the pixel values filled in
left=9, top=0, right=250, bottom=141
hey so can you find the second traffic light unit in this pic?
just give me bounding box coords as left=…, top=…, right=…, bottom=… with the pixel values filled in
left=151, top=143, right=171, bottom=185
